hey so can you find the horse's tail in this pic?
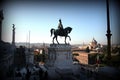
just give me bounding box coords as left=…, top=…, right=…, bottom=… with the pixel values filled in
left=50, top=28, right=55, bottom=37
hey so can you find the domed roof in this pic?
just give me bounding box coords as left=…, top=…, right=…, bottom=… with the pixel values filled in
left=92, top=38, right=97, bottom=43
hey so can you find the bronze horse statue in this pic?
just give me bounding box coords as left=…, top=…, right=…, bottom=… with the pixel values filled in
left=50, top=27, right=72, bottom=44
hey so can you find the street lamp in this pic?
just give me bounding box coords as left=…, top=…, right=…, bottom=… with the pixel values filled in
left=106, top=0, right=112, bottom=60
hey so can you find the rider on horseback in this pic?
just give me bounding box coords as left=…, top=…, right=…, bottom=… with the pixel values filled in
left=58, top=19, right=64, bottom=32
left=51, top=19, right=72, bottom=44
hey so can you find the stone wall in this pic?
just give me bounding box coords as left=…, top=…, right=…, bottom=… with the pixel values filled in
left=73, top=51, right=97, bottom=65
left=0, top=42, right=14, bottom=79
left=74, top=52, right=88, bottom=64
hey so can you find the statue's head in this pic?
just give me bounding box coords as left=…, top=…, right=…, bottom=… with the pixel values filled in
left=12, top=24, right=15, bottom=29
left=59, top=19, right=62, bottom=23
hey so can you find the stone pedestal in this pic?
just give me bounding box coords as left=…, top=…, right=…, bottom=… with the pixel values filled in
left=48, top=44, right=73, bottom=75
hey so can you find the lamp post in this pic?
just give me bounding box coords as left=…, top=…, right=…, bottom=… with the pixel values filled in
left=12, top=24, right=16, bottom=80
left=106, top=0, right=112, bottom=60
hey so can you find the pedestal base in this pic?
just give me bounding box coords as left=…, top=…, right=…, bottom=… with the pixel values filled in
left=48, top=44, right=73, bottom=74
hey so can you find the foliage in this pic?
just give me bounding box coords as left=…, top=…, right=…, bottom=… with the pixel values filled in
left=73, top=53, right=79, bottom=56
left=34, top=49, right=48, bottom=63
left=112, top=47, right=120, bottom=55
left=108, top=55, right=120, bottom=67
left=102, top=53, right=120, bottom=67
left=86, top=47, right=90, bottom=53
left=89, top=53, right=105, bottom=64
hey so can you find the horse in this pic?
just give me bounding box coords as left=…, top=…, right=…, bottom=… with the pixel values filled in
left=50, top=27, right=72, bottom=44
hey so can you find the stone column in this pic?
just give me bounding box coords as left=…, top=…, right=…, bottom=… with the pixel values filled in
left=12, top=24, right=15, bottom=45
left=0, top=10, right=4, bottom=41
left=106, top=0, right=112, bottom=59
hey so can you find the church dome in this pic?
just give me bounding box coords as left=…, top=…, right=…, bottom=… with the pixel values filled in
left=89, top=38, right=98, bottom=49
left=92, top=38, right=97, bottom=44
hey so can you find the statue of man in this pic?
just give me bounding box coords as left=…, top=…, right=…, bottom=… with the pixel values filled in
left=58, top=19, right=63, bottom=31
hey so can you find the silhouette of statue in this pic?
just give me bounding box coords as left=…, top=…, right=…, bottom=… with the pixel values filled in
left=50, top=19, right=72, bottom=44
left=13, top=24, right=15, bottom=30
left=58, top=19, right=63, bottom=30
left=58, top=19, right=64, bottom=33
left=12, top=24, right=15, bottom=45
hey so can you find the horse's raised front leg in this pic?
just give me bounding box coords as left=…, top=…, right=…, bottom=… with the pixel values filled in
left=67, top=35, right=71, bottom=41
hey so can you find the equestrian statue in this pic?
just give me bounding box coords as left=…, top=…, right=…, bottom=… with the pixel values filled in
left=50, top=19, right=72, bottom=44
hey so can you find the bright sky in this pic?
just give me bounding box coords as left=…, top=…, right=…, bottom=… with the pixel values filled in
left=1, top=0, right=120, bottom=44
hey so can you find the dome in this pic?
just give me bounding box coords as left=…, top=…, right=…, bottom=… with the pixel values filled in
left=92, top=38, right=97, bottom=44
